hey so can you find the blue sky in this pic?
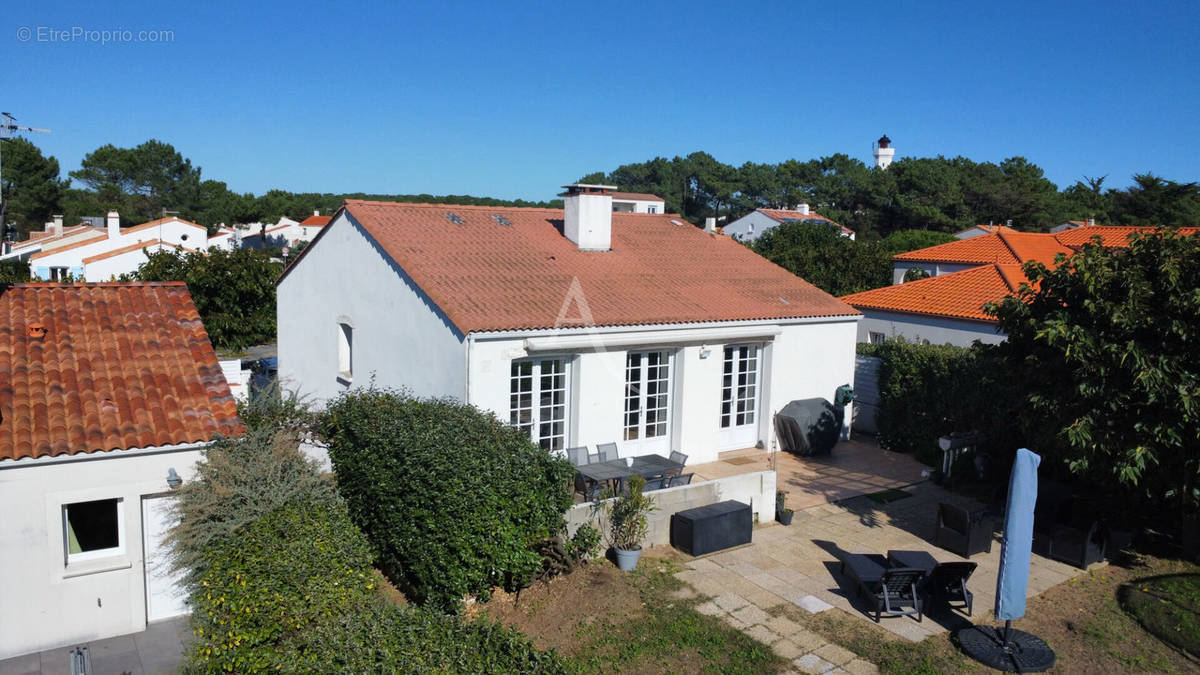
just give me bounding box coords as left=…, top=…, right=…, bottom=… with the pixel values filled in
left=5, top=1, right=1198, bottom=201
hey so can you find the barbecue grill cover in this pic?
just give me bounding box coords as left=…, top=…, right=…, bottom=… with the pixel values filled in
left=774, top=398, right=842, bottom=456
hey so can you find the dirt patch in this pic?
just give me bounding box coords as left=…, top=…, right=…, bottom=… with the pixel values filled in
left=482, top=562, right=644, bottom=655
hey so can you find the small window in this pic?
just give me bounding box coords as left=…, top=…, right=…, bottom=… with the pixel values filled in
left=647, top=206, right=658, bottom=214
left=64, top=498, right=124, bottom=563
left=50, top=266, right=70, bottom=281
left=338, top=322, right=353, bottom=381
left=869, top=332, right=887, bottom=345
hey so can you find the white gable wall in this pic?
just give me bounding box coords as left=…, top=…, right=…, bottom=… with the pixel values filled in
left=723, top=210, right=780, bottom=243
left=32, top=221, right=208, bottom=281
left=277, top=212, right=466, bottom=405
left=856, top=309, right=1005, bottom=347
left=0, top=445, right=204, bottom=660
left=891, top=261, right=977, bottom=285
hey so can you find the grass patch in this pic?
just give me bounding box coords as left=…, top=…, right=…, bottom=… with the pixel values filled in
left=865, top=488, right=913, bottom=504
left=1119, top=573, right=1200, bottom=657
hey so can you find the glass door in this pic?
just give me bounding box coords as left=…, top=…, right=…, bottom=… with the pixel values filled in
left=717, top=344, right=761, bottom=449
left=623, top=351, right=672, bottom=455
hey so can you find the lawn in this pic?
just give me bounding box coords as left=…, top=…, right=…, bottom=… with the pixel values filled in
left=480, top=556, right=785, bottom=674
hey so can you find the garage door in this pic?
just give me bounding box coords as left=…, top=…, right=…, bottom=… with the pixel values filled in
left=142, top=496, right=189, bottom=622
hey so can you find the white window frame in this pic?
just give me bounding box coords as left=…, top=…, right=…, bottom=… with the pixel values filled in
left=510, top=357, right=570, bottom=452
left=623, top=350, right=673, bottom=449
left=63, top=497, right=125, bottom=565
left=337, top=320, right=353, bottom=382
left=720, top=344, right=761, bottom=429
left=647, top=205, right=658, bottom=214
left=49, top=266, right=70, bottom=281
left=869, top=331, right=887, bottom=345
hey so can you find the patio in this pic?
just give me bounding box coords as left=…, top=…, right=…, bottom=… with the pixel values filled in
left=691, top=438, right=929, bottom=511
left=672, top=479, right=1090, bottom=672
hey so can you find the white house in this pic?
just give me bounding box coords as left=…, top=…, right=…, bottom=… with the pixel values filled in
left=610, top=192, right=665, bottom=214
left=0, top=216, right=107, bottom=262
left=278, top=184, right=860, bottom=466
left=28, top=213, right=220, bottom=281
left=0, top=281, right=242, bottom=660
left=723, top=205, right=855, bottom=243
left=952, top=224, right=1001, bottom=239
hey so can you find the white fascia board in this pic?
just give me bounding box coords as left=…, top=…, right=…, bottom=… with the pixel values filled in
left=0, top=441, right=211, bottom=471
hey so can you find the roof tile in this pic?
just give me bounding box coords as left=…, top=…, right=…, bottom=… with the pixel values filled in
left=0, top=282, right=243, bottom=461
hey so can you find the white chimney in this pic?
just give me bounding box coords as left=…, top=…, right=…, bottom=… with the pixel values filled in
left=1087, top=217, right=1095, bottom=227
left=51, top=215, right=63, bottom=236
left=313, top=210, right=320, bottom=217
left=107, top=211, right=121, bottom=239
left=704, top=217, right=717, bottom=233
left=797, top=202, right=810, bottom=216
left=561, top=184, right=614, bottom=251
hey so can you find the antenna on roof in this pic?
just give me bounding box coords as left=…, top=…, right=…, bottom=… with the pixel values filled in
left=0, top=113, right=51, bottom=251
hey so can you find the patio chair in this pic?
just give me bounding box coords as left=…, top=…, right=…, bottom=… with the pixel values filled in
left=925, top=561, right=977, bottom=617
left=934, top=502, right=994, bottom=557
left=840, top=553, right=924, bottom=622
left=665, top=451, right=688, bottom=476
left=668, top=473, right=694, bottom=488
left=573, top=473, right=606, bottom=501
left=643, top=476, right=668, bottom=491
left=566, top=446, right=590, bottom=467
left=596, top=442, right=619, bottom=463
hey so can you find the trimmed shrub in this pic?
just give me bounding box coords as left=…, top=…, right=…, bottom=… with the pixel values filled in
left=294, top=601, right=573, bottom=673
left=185, top=500, right=377, bottom=672
left=319, top=388, right=576, bottom=611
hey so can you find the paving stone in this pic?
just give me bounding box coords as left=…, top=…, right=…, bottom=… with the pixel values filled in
left=842, top=658, right=880, bottom=674
left=793, top=653, right=836, bottom=674
left=790, top=627, right=829, bottom=651
left=712, top=593, right=750, bottom=612
left=730, top=603, right=771, bottom=626
left=813, top=642, right=857, bottom=666
left=694, top=601, right=724, bottom=617
left=744, top=623, right=782, bottom=645
left=795, top=594, right=835, bottom=614
left=765, top=614, right=803, bottom=638
left=686, top=558, right=723, bottom=572
left=772, top=638, right=807, bottom=659
left=721, top=613, right=749, bottom=630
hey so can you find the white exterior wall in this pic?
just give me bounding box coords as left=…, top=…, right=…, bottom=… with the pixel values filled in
left=723, top=211, right=780, bottom=243
left=277, top=212, right=466, bottom=404
left=82, top=243, right=180, bottom=282
left=856, top=309, right=1005, bottom=347
left=33, top=221, right=208, bottom=281
left=611, top=198, right=665, bottom=214
left=892, top=261, right=977, bottom=285
left=0, top=445, right=204, bottom=660
left=466, top=318, right=858, bottom=465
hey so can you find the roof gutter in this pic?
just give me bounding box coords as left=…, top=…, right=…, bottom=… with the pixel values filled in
left=0, top=440, right=211, bottom=471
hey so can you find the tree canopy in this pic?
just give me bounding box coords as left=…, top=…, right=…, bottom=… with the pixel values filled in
left=751, top=222, right=892, bottom=297
left=128, top=247, right=280, bottom=351
left=989, top=229, right=1200, bottom=513
left=0, top=137, right=68, bottom=236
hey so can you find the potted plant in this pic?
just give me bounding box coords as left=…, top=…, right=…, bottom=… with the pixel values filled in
left=605, top=475, right=658, bottom=571
left=776, top=490, right=794, bottom=526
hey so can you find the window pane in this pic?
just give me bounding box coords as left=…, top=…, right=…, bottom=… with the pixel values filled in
left=66, top=499, right=120, bottom=553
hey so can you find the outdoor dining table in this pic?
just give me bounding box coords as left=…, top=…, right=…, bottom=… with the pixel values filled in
left=576, top=454, right=683, bottom=486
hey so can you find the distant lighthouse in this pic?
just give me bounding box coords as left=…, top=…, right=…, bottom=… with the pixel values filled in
left=873, top=134, right=895, bottom=169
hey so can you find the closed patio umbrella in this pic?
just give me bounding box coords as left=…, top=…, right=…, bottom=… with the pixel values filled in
left=955, top=448, right=1056, bottom=672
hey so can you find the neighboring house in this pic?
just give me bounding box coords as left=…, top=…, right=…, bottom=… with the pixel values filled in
left=610, top=192, right=665, bottom=214
left=845, top=224, right=1198, bottom=346
left=28, top=213, right=216, bottom=281
left=0, top=216, right=108, bottom=262
left=952, top=224, right=1002, bottom=239
left=723, top=205, right=855, bottom=243
left=1049, top=218, right=1094, bottom=233
left=278, top=183, right=860, bottom=465
left=0, top=282, right=242, bottom=660
left=238, top=215, right=301, bottom=250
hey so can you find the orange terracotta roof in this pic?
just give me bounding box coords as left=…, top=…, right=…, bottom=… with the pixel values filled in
left=995, top=229, right=1074, bottom=266
left=28, top=233, right=114, bottom=260
left=299, top=215, right=332, bottom=227
left=0, top=282, right=242, bottom=461
left=894, top=227, right=1024, bottom=264
left=14, top=226, right=104, bottom=251
left=610, top=192, right=664, bottom=202
left=81, top=240, right=188, bottom=264
left=305, top=200, right=858, bottom=333
left=841, top=264, right=1028, bottom=322
left=1054, top=225, right=1200, bottom=247
left=758, top=208, right=855, bottom=235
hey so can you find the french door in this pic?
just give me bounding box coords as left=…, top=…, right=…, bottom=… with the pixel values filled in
left=510, top=358, right=568, bottom=452
left=717, top=344, right=761, bottom=449
left=623, top=351, right=672, bottom=455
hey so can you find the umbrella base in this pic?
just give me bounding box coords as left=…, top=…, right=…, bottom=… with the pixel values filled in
left=955, top=625, right=1056, bottom=672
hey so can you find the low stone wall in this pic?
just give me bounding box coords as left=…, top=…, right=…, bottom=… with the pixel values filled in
left=566, top=470, right=777, bottom=548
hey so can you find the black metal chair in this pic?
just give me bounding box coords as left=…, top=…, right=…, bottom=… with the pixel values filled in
left=597, top=442, right=619, bottom=463
left=925, top=561, right=977, bottom=616
left=669, top=473, right=694, bottom=487
left=642, top=476, right=668, bottom=491
left=864, top=568, right=925, bottom=622
left=666, top=451, right=688, bottom=476
left=935, top=502, right=994, bottom=557
left=566, top=446, right=590, bottom=467
left=573, top=473, right=606, bottom=501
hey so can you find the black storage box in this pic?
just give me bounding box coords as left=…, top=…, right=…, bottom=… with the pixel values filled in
left=671, top=500, right=753, bottom=556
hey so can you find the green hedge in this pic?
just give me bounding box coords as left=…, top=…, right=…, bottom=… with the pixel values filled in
left=186, top=501, right=377, bottom=672
left=872, top=340, right=1012, bottom=466
left=319, top=389, right=576, bottom=611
